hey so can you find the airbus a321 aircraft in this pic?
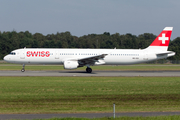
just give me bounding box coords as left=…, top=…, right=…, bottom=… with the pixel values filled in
left=4, top=27, right=175, bottom=73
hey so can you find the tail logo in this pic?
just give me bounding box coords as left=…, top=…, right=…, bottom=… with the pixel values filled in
left=150, top=27, right=173, bottom=47
left=159, top=33, right=169, bottom=44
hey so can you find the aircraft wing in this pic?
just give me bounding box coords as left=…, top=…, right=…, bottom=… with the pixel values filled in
left=78, top=54, right=108, bottom=66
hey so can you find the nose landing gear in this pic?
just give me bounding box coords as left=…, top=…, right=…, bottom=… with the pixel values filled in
left=21, top=64, right=25, bottom=72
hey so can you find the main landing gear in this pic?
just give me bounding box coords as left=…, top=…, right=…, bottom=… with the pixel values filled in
left=21, top=64, right=25, bottom=72
left=86, top=67, right=92, bottom=73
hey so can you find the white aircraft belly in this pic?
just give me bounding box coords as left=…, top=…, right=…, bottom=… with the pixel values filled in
left=104, top=55, right=143, bottom=65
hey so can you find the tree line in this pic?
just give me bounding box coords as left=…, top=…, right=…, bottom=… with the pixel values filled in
left=0, top=30, right=179, bottom=63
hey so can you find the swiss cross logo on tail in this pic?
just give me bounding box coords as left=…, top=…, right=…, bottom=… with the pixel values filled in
left=150, top=27, right=173, bottom=47
left=158, top=33, right=169, bottom=44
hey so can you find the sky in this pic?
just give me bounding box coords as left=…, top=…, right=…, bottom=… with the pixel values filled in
left=0, top=0, right=180, bottom=40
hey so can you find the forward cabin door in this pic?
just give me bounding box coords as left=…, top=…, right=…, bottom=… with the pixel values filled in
left=55, top=51, right=59, bottom=59
left=20, top=49, right=25, bottom=59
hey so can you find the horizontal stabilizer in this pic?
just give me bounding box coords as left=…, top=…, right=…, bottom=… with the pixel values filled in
left=156, top=51, right=175, bottom=55
left=156, top=51, right=175, bottom=57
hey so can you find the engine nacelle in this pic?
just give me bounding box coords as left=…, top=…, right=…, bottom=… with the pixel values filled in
left=63, top=61, right=79, bottom=70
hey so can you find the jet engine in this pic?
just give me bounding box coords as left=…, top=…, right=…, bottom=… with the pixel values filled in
left=63, top=60, right=79, bottom=70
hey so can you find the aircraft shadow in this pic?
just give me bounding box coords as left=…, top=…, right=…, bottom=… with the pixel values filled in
left=58, top=71, right=97, bottom=74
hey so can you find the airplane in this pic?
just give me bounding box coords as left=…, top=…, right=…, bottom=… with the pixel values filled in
left=3, top=27, right=175, bottom=73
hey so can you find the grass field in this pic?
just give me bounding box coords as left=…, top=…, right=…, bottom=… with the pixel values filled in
left=0, top=76, right=180, bottom=114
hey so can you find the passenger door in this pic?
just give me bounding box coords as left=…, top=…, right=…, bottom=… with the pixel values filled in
left=55, top=51, right=59, bottom=59
left=20, top=49, right=25, bottom=59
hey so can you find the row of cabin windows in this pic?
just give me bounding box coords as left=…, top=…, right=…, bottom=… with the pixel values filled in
left=110, top=54, right=139, bottom=56
left=60, top=53, right=99, bottom=56
left=10, top=52, right=139, bottom=57
left=59, top=53, right=139, bottom=56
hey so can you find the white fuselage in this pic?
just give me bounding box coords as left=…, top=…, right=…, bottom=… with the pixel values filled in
left=3, top=48, right=171, bottom=65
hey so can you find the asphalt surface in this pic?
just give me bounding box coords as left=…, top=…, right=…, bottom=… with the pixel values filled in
left=0, top=70, right=180, bottom=76
left=1, top=112, right=180, bottom=120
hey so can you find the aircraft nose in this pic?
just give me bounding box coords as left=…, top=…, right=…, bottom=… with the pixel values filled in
left=4, top=55, right=15, bottom=63
left=3, top=55, right=8, bottom=61
left=3, top=55, right=10, bottom=62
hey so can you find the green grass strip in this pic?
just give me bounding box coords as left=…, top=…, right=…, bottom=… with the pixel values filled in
left=0, top=76, right=180, bottom=114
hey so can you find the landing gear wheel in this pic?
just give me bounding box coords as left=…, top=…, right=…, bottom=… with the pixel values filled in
left=21, top=68, right=25, bottom=72
left=86, top=67, right=92, bottom=73
left=21, top=64, right=25, bottom=72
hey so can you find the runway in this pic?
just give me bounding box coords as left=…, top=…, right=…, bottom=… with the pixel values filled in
left=1, top=112, right=180, bottom=120
left=0, top=70, right=180, bottom=76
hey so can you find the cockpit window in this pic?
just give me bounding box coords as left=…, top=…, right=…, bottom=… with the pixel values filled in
left=9, top=52, right=16, bottom=55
